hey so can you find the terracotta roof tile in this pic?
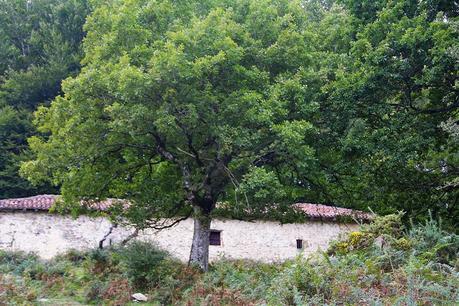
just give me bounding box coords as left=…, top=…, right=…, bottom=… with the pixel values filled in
left=294, top=203, right=373, bottom=221
left=0, top=195, right=122, bottom=212
left=0, top=194, right=57, bottom=210
left=0, top=195, right=373, bottom=221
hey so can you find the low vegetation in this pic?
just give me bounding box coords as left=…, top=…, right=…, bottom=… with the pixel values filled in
left=1, top=214, right=458, bottom=305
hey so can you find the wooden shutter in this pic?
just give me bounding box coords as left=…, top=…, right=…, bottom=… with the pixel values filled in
left=209, top=230, right=221, bottom=245
left=296, top=239, right=303, bottom=249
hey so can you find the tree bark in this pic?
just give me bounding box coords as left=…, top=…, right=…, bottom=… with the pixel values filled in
left=188, top=206, right=211, bottom=271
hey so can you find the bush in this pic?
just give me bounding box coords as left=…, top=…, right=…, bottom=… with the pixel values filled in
left=182, top=260, right=261, bottom=305
left=0, top=250, right=41, bottom=275
left=118, top=240, right=179, bottom=289
left=60, top=249, right=87, bottom=263
left=87, top=248, right=112, bottom=274
left=201, top=260, right=279, bottom=300
left=328, top=213, right=408, bottom=256
left=84, top=280, right=105, bottom=302
left=409, top=215, right=459, bottom=265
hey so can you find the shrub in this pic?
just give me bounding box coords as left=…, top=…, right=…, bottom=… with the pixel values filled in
left=84, top=280, right=105, bottom=302
left=118, top=240, right=179, bottom=289
left=364, top=212, right=406, bottom=238
left=58, top=249, right=87, bottom=263
left=409, top=215, right=459, bottom=265
left=203, top=260, right=279, bottom=300
left=328, top=213, right=407, bottom=256
left=22, top=261, right=47, bottom=280
left=101, top=278, right=132, bottom=305
left=265, top=255, right=334, bottom=305
left=0, top=250, right=41, bottom=275
left=87, top=248, right=112, bottom=274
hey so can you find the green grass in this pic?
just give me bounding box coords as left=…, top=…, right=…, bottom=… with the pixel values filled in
left=1, top=214, right=458, bottom=305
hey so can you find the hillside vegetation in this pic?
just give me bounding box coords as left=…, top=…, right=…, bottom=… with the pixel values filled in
left=0, top=0, right=458, bottom=302
left=1, top=214, right=457, bottom=305
left=0, top=0, right=456, bottom=229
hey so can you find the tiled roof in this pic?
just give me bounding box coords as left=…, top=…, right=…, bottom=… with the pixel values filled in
left=294, top=203, right=373, bottom=221
left=0, top=195, right=373, bottom=221
left=0, top=195, right=120, bottom=211
left=0, top=194, right=56, bottom=210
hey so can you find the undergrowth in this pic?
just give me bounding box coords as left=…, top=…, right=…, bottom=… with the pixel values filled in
left=0, top=214, right=458, bottom=305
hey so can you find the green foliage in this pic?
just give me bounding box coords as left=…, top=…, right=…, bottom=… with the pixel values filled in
left=364, top=212, right=406, bottom=238
left=0, top=243, right=197, bottom=305
left=0, top=0, right=90, bottom=198
left=328, top=212, right=405, bottom=255
left=268, top=216, right=458, bottom=304
left=0, top=0, right=455, bottom=273
left=316, top=0, right=459, bottom=228
left=21, top=0, right=324, bottom=228
left=13, top=0, right=456, bottom=231
left=118, top=241, right=177, bottom=289
left=409, top=214, right=459, bottom=265
left=0, top=0, right=448, bottom=230
left=0, top=250, right=40, bottom=275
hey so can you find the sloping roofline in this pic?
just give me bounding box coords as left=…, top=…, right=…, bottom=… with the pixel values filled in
left=0, top=195, right=373, bottom=221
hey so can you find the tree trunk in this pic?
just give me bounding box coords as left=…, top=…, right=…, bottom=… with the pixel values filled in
left=188, top=206, right=211, bottom=271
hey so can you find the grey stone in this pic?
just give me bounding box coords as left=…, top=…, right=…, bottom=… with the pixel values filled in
left=132, top=293, right=148, bottom=302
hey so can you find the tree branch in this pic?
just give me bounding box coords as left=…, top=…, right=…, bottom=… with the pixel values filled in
left=120, top=228, right=140, bottom=246
left=99, top=223, right=117, bottom=249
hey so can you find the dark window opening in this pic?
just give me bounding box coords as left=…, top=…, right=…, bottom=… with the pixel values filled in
left=296, top=239, right=303, bottom=249
left=210, top=230, right=221, bottom=246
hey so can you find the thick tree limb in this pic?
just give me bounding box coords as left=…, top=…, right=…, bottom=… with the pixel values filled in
left=99, top=223, right=117, bottom=249
left=120, top=228, right=140, bottom=246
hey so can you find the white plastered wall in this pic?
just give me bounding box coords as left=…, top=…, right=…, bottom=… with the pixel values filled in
left=0, top=211, right=358, bottom=261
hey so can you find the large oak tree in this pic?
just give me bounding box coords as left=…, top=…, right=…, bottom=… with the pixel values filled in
left=22, top=0, right=322, bottom=270
left=21, top=0, right=459, bottom=269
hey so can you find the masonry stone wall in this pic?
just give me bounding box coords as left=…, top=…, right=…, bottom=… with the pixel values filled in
left=0, top=211, right=358, bottom=262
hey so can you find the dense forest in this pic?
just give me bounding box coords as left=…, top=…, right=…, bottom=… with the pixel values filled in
left=0, top=0, right=90, bottom=197
left=1, top=0, right=458, bottom=232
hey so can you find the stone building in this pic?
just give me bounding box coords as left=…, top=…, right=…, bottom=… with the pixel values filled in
left=0, top=195, right=371, bottom=262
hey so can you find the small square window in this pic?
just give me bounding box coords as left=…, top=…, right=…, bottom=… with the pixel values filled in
left=296, top=239, right=303, bottom=249
left=210, top=230, right=221, bottom=246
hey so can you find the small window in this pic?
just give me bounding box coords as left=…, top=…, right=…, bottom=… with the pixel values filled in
left=296, top=239, right=303, bottom=249
left=209, top=230, right=221, bottom=246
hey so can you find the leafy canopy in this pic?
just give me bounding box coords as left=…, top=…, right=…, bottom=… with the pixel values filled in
left=0, top=0, right=90, bottom=198
left=22, top=0, right=323, bottom=223
left=18, top=0, right=459, bottom=230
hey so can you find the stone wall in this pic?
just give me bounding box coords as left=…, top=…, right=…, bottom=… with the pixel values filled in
left=0, top=211, right=358, bottom=262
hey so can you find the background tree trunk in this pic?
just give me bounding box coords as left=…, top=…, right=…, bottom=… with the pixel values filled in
left=188, top=206, right=211, bottom=271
